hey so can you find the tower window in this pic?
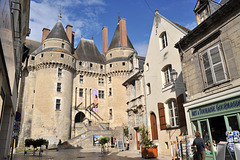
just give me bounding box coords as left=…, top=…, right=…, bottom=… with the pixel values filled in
left=41, top=54, right=44, bottom=58
left=90, top=63, right=93, bottom=68
left=62, top=43, right=64, bottom=48
left=110, top=53, right=112, bottom=58
left=110, top=64, right=112, bottom=68
left=31, top=56, right=35, bottom=60
left=108, top=77, right=111, bottom=83
left=56, top=99, right=61, bottom=110
left=79, top=61, right=82, bottom=66
left=147, top=83, right=151, bottom=95
left=79, top=75, right=84, bottom=84
left=58, top=68, right=62, bottom=77
left=109, top=109, right=112, bottom=120
left=57, top=83, right=61, bottom=92
left=61, top=54, right=64, bottom=58
left=100, top=65, right=103, bottom=69
left=98, top=78, right=104, bottom=86
left=109, top=88, right=112, bottom=96
left=122, top=62, right=125, bottom=66
left=79, top=88, right=83, bottom=97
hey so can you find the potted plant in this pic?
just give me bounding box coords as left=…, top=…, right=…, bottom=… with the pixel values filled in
left=99, top=137, right=110, bottom=152
left=139, top=124, right=158, bottom=158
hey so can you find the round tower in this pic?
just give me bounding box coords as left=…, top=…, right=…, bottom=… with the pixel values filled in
left=30, top=20, right=75, bottom=144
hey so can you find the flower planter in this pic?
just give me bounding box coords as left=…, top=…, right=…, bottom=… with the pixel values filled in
left=141, top=146, right=158, bottom=158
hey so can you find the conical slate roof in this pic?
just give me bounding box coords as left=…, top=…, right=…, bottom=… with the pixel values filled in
left=46, top=20, right=70, bottom=42
left=75, top=38, right=105, bottom=64
left=108, top=24, right=134, bottom=51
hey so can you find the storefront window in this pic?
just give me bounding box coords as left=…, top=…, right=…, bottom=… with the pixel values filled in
left=192, top=121, right=199, bottom=133
left=209, top=116, right=226, bottom=144
left=200, top=121, right=212, bottom=155
left=228, top=116, right=239, bottom=131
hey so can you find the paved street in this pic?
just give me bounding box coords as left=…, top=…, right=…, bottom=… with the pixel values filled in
left=13, top=148, right=172, bottom=160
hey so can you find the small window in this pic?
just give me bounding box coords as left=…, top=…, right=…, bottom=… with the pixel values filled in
left=62, top=43, right=64, bottom=48
left=43, top=44, right=45, bottom=48
left=109, top=88, right=112, bottom=96
left=163, top=65, right=173, bottom=87
left=110, top=53, right=112, bottom=58
left=108, top=77, right=111, bottom=83
left=98, top=78, right=104, bottom=86
left=57, top=83, right=61, bottom=92
left=79, top=61, right=82, bottom=66
left=160, top=32, right=168, bottom=50
left=109, top=109, right=112, bottom=120
left=168, top=99, right=179, bottom=127
left=56, top=99, right=61, bottom=110
left=100, top=65, right=103, bottom=69
left=61, top=54, right=64, bottom=58
left=110, top=64, right=112, bottom=68
left=122, top=62, right=125, bottom=66
left=79, top=88, right=83, bottom=97
left=41, top=54, right=44, bottom=58
left=90, top=63, right=93, bottom=68
left=147, top=83, right=151, bottom=95
left=79, top=75, right=83, bottom=84
left=31, top=56, right=35, bottom=60
left=146, top=63, right=149, bottom=71
left=58, top=68, right=62, bottom=77
left=98, top=90, right=104, bottom=99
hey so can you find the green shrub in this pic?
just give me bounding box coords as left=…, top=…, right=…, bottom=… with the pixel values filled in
left=99, top=137, right=110, bottom=145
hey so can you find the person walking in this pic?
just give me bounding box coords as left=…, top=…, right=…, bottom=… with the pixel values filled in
left=192, top=131, right=206, bottom=160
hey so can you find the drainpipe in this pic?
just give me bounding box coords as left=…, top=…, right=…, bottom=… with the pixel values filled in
left=142, top=72, right=148, bottom=129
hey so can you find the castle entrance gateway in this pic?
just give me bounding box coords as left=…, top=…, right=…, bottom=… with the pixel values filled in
left=75, top=112, right=85, bottom=123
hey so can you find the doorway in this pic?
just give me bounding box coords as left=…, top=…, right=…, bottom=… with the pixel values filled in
left=150, top=112, right=158, bottom=140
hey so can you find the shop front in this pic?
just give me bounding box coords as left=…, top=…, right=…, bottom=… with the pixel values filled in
left=185, top=88, right=240, bottom=160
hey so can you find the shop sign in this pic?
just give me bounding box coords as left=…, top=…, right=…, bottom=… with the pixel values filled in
left=190, top=97, right=240, bottom=118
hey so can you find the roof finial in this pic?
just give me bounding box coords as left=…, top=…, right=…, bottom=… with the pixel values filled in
left=58, top=5, right=62, bottom=21
left=92, top=35, right=94, bottom=40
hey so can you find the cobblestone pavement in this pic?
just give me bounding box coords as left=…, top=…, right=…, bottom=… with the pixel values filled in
left=13, top=148, right=172, bottom=160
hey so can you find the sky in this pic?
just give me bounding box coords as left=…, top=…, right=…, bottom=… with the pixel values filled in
left=28, top=0, right=221, bottom=57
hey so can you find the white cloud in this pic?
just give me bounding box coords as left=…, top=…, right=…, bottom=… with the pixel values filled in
left=28, top=0, right=105, bottom=42
left=185, top=21, right=197, bottom=30
left=134, top=42, right=148, bottom=57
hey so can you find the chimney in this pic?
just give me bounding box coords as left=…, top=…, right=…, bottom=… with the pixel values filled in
left=72, top=31, right=75, bottom=49
left=42, top=28, right=50, bottom=42
left=119, top=18, right=128, bottom=47
left=102, top=26, right=108, bottom=54
left=66, top=25, right=73, bottom=44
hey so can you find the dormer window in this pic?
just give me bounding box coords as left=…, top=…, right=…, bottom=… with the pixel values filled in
left=197, top=7, right=210, bottom=24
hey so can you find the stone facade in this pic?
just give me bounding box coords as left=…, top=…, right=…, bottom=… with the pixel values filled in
left=18, top=17, right=141, bottom=147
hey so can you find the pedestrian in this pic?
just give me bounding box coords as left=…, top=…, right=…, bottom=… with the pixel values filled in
left=192, top=131, right=206, bottom=160
left=114, top=138, right=117, bottom=148
left=57, top=139, right=61, bottom=151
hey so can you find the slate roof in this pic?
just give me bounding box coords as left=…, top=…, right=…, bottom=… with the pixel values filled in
left=108, top=24, right=134, bottom=51
left=194, top=0, right=221, bottom=14
left=75, top=38, right=106, bottom=64
left=46, top=20, right=70, bottom=42
left=25, top=39, right=41, bottom=54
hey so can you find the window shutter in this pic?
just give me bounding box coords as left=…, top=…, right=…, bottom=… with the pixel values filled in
left=202, top=52, right=214, bottom=86
left=177, top=94, right=186, bottom=127
left=158, top=103, right=166, bottom=130
left=209, top=46, right=226, bottom=83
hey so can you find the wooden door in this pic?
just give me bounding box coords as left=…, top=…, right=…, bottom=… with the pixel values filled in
left=150, top=113, right=158, bottom=140
left=136, top=130, right=140, bottom=150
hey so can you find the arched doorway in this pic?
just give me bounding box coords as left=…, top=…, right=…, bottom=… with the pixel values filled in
left=150, top=112, right=158, bottom=140
left=75, top=112, right=85, bottom=123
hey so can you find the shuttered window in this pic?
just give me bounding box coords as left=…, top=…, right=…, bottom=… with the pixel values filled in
left=168, top=99, right=179, bottom=127
left=201, top=44, right=227, bottom=87
left=158, top=103, right=166, bottom=130
left=177, top=94, right=186, bottom=127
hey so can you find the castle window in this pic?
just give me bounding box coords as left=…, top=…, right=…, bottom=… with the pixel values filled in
left=57, top=83, right=61, bottom=92
left=79, top=61, right=82, bottom=66
left=109, top=88, right=112, bottom=96
left=90, top=63, right=93, bottom=68
left=31, top=56, right=35, bottom=60
left=62, top=43, right=64, bottom=48
left=109, top=109, right=112, bottom=120
left=122, top=62, right=125, bottom=66
left=58, top=68, right=62, bottom=77
left=110, top=53, right=112, bottom=58
left=147, top=83, right=151, bottom=95
left=98, top=78, right=104, bottom=86
left=79, top=75, right=83, bottom=84
left=41, top=54, right=44, bottom=58
left=159, top=32, right=168, bottom=50
left=108, top=77, right=111, bottom=83
left=100, top=65, right=103, bottom=70
left=79, top=88, right=83, bottom=97
left=56, top=99, right=61, bottom=110
left=110, top=64, right=112, bottom=68
left=61, top=54, right=64, bottom=58
left=146, top=63, right=149, bottom=71
left=98, top=90, right=104, bottom=99
left=168, top=99, right=179, bottom=127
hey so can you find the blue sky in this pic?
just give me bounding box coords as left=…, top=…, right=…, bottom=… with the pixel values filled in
left=29, top=0, right=220, bottom=57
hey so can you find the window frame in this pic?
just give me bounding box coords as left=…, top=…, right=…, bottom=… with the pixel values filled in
left=98, top=90, right=105, bottom=99
left=168, top=99, right=179, bottom=128
left=57, top=83, right=61, bottom=92
left=79, top=88, right=83, bottom=97
left=162, top=65, right=173, bottom=87
left=79, top=75, right=84, bottom=84
left=98, top=78, right=104, bottom=86
left=58, top=68, right=62, bottom=78
left=56, top=99, right=61, bottom=110
left=200, top=44, right=228, bottom=88
left=109, top=88, right=112, bottom=96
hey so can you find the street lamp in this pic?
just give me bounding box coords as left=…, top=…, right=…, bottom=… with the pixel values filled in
left=171, top=69, right=178, bottom=83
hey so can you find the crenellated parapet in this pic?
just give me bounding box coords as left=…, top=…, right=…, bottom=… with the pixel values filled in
left=28, top=61, right=75, bottom=72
